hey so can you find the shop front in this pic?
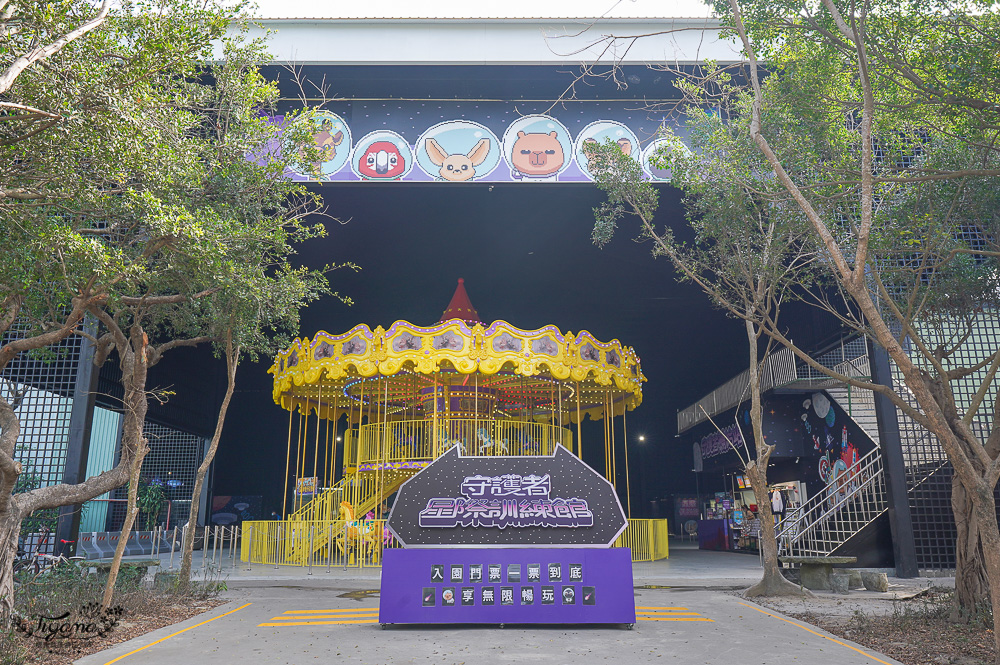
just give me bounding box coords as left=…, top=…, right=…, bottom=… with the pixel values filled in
left=690, top=391, right=877, bottom=553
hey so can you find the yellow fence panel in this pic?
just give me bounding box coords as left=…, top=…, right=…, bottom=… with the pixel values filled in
left=614, top=519, right=670, bottom=561
left=244, top=518, right=668, bottom=567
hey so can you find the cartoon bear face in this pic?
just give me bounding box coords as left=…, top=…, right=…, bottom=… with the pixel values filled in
left=511, top=131, right=564, bottom=177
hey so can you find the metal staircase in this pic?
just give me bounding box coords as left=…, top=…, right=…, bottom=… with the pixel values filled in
left=776, top=446, right=888, bottom=556
left=282, top=472, right=411, bottom=564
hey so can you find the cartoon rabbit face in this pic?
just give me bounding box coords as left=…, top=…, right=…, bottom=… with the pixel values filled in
left=425, top=138, right=490, bottom=181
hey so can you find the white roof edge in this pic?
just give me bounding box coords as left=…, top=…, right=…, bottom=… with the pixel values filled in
left=253, top=17, right=721, bottom=23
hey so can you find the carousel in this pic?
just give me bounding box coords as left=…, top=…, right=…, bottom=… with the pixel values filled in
left=241, top=280, right=668, bottom=567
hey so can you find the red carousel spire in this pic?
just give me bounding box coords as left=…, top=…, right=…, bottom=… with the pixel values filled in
left=439, top=278, right=482, bottom=326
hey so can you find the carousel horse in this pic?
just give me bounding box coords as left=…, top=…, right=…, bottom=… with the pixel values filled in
left=334, top=501, right=379, bottom=561
left=477, top=427, right=509, bottom=455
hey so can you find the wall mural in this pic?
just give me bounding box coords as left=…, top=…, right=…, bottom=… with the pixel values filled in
left=799, top=392, right=876, bottom=507
left=268, top=101, right=686, bottom=184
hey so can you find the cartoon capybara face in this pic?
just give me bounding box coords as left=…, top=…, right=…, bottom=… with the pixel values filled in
left=511, top=131, right=564, bottom=176
left=359, top=140, right=406, bottom=178
left=426, top=137, right=490, bottom=181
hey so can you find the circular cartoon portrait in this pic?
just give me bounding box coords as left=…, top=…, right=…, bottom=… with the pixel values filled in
left=415, top=121, right=502, bottom=182
left=351, top=130, right=414, bottom=181
left=501, top=115, right=574, bottom=181
left=642, top=137, right=691, bottom=182
left=287, top=111, right=352, bottom=180
left=574, top=120, right=640, bottom=180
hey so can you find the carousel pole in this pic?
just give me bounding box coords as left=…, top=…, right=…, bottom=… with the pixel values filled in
left=604, top=391, right=611, bottom=482
left=474, top=372, right=479, bottom=453
left=333, top=399, right=340, bottom=483
left=432, top=379, right=439, bottom=457
left=282, top=402, right=293, bottom=519
left=575, top=381, right=582, bottom=459
left=610, top=390, right=618, bottom=490
left=379, top=377, right=388, bottom=520
left=295, top=410, right=304, bottom=513
left=558, top=382, right=563, bottom=450
left=313, top=380, right=322, bottom=491
left=623, top=397, right=632, bottom=518
left=301, top=409, right=310, bottom=512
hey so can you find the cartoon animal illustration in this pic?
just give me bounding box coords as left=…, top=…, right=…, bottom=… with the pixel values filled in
left=425, top=138, right=490, bottom=181
left=510, top=131, right=564, bottom=179
left=300, top=118, right=344, bottom=172
left=359, top=140, right=406, bottom=178
left=581, top=137, right=632, bottom=172
left=313, top=340, right=334, bottom=360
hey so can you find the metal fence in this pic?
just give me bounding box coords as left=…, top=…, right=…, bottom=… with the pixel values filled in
left=241, top=518, right=669, bottom=567
left=614, top=519, right=670, bottom=562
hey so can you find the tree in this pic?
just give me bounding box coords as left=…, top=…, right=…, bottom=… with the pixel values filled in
left=583, top=0, right=1000, bottom=650
left=587, top=137, right=814, bottom=596
left=1, top=0, right=334, bottom=617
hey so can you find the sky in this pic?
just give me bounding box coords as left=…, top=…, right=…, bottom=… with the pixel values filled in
left=245, top=0, right=716, bottom=19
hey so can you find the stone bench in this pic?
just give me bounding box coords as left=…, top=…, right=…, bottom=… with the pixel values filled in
left=84, top=559, right=161, bottom=585
left=779, top=556, right=857, bottom=591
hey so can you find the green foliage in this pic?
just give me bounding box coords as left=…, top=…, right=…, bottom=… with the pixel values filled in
left=12, top=451, right=57, bottom=542
left=1, top=0, right=339, bottom=359
left=136, top=480, right=166, bottom=531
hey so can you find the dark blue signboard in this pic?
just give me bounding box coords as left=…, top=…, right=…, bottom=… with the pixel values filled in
left=379, top=548, right=636, bottom=625
left=386, top=445, right=628, bottom=548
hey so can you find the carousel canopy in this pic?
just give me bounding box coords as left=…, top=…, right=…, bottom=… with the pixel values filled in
left=269, top=280, right=645, bottom=422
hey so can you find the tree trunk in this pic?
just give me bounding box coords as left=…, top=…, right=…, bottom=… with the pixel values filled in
left=952, top=476, right=991, bottom=620
left=0, top=500, right=20, bottom=623
left=741, top=319, right=808, bottom=598
left=744, top=462, right=806, bottom=597
left=179, top=336, right=239, bottom=589
left=101, top=440, right=148, bottom=609
left=99, top=323, right=151, bottom=610
left=969, top=485, right=1000, bottom=665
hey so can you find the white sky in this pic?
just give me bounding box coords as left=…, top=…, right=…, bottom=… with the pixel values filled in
left=247, top=0, right=716, bottom=19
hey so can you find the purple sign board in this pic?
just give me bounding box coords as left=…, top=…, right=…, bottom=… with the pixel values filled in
left=379, top=547, right=636, bottom=625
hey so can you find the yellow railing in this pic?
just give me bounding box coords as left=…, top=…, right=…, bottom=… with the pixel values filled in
left=242, top=518, right=669, bottom=566
left=353, top=417, right=573, bottom=468
left=615, top=519, right=670, bottom=561
left=241, top=519, right=402, bottom=567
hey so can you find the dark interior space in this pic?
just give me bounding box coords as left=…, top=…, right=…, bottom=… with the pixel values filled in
left=141, top=64, right=839, bottom=516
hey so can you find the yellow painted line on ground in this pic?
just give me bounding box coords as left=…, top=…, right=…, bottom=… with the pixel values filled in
left=269, top=614, right=378, bottom=620
left=635, top=606, right=689, bottom=610
left=103, top=603, right=252, bottom=665
left=638, top=617, right=715, bottom=622
left=739, top=602, right=895, bottom=665
left=282, top=608, right=380, bottom=614
left=258, top=619, right=379, bottom=627
left=636, top=612, right=702, bottom=616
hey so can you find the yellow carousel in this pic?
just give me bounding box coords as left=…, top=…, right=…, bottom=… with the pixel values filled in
left=241, top=280, right=669, bottom=567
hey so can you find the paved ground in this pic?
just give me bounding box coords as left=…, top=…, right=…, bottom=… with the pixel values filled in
left=75, top=582, right=905, bottom=665
left=74, top=541, right=924, bottom=665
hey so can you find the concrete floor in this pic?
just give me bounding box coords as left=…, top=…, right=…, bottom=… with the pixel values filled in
left=71, top=539, right=934, bottom=664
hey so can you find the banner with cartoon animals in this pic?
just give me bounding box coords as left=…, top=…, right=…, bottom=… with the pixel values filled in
left=267, top=100, right=686, bottom=183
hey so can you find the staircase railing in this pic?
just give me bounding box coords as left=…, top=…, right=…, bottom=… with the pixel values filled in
left=776, top=446, right=888, bottom=557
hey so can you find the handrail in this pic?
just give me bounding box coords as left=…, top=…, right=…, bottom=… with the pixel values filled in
left=355, top=417, right=572, bottom=468
left=678, top=336, right=871, bottom=434
left=776, top=445, right=887, bottom=557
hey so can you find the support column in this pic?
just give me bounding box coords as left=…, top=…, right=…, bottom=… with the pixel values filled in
left=55, top=321, right=99, bottom=557
left=867, top=339, right=919, bottom=577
